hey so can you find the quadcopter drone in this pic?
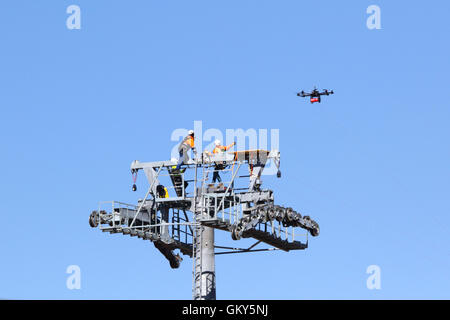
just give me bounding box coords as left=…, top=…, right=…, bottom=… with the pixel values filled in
left=297, top=87, right=334, bottom=103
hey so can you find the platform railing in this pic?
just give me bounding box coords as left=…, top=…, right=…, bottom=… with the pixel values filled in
left=98, top=201, right=137, bottom=230
left=254, top=220, right=308, bottom=243
left=97, top=201, right=196, bottom=245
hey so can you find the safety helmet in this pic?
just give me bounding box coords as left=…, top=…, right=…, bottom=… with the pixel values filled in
left=188, top=130, right=194, bottom=136
left=214, top=139, right=221, bottom=146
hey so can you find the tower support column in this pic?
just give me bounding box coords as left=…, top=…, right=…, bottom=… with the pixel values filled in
left=194, top=225, right=216, bottom=300
left=201, top=226, right=216, bottom=300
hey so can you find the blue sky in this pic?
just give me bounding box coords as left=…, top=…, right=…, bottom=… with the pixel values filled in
left=0, top=0, right=449, bottom=299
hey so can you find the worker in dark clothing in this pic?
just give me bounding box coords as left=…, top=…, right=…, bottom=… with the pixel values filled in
left=176, top=130, right=196, bottom=170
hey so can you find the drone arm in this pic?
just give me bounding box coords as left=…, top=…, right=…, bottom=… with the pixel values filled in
left=319, top=90, right=334, bottom=96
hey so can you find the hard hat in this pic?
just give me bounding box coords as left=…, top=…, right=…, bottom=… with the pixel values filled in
left=188, top=130, right=194, bottom=135
left=214, top=139, right=221, bottom=146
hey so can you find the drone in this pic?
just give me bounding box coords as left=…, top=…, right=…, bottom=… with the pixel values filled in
left=297, top=87, right=334, bottom=103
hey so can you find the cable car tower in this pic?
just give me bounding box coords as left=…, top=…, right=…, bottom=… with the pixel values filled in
left=89, top=149, right=320, bottom=300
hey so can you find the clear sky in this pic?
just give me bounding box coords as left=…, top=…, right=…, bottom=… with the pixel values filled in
left=0, top=0, right=449, bottom=299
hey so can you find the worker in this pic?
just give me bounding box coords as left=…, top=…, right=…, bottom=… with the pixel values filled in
left=176, top=130, right=196, bottom=171
left=211, top=139, right=236, bottom=183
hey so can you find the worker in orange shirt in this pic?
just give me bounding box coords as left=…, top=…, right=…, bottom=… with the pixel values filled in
left=176, top=130, right=196, bottom=170
left=211, top=139, right=236, bottom=183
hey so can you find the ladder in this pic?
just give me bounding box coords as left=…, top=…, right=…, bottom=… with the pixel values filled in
left=168, top=168, right=185, bottom=197
left=192, top=223, right=203, bottom=300
left=172, top=208, right=180, bottom=242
